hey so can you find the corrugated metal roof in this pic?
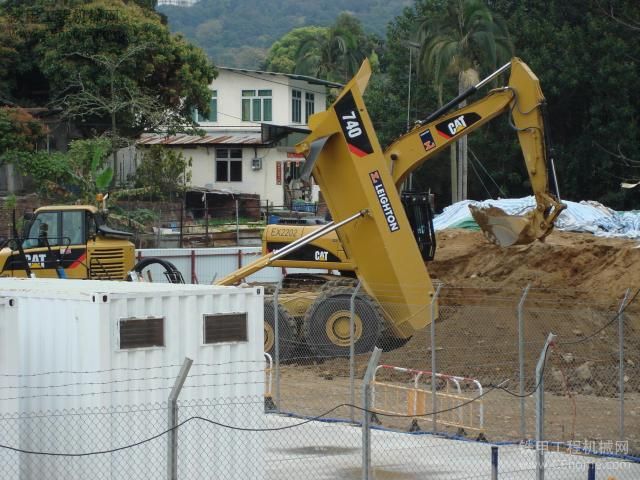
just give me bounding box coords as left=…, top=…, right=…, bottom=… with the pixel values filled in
left=137, top=133, right=265, bottom=146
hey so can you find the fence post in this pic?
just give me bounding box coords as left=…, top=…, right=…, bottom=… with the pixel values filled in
left=491, top=445, right=498, bottom=480
left=190, top=250, right=196, bottom=284
left=430, top=284, right=443, bottom=433
left=235, top=199, right=240, bottom=245
left=518, top=284, right=530, bottom=440
left=618, top=288, right=631, bottom=442
left=274, top=280, right=282, bottom=414
left=362, top=347, right=382, bottom=480
left=350, top=281, right=363, bottom=423
left=167, top=357, right=193, bottom=480
left=535, top=333, right=556, bottom=480
left=204, top=194, right=209, bottom=247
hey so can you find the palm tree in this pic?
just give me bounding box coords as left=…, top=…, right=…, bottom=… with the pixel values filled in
left=296, top=13, right=371, bottom=83
left=417, top=0, right=512, bottom=202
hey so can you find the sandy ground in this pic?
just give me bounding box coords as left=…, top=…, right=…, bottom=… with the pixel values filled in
left=279, top=229, right=640, bottom=454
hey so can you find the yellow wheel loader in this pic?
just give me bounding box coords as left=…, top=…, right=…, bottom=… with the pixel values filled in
left=217, top=58, right=565, bottom=358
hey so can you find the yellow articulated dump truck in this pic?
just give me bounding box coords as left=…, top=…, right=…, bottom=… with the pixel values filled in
left=217, top=57, right=565, bottom=359
left=0, top=200, right=183, bottom=282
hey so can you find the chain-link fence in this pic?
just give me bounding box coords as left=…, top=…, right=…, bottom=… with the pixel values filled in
left=1, top=284, right=639, bottom=479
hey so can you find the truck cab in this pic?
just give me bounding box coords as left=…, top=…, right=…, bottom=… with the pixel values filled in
left=0, top=205, right=135, bottom=280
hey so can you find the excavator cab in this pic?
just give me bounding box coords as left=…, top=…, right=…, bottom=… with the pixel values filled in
left=401, top=191, right=436, bottom=261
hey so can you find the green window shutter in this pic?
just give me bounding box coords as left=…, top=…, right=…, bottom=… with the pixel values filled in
left=242, top=98, right=250, bottom=121
left=252, top=98, right=261, bottom=121
left=263, top=98, right=272, bottom=122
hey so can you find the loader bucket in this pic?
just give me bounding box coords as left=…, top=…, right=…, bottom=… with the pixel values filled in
left=469, top=205, right=540, bottom=247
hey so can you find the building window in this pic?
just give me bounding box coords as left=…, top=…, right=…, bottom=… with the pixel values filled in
left=292, top=89, right=302, bottom=123
left=305, top=92, right=315, bottom=123
left=216, top=148, right=243, bottom=182
left=242, top=89, right=272, bottom=122
left=203, top=313, right=248, bottom=344
left=193, top=90, right=217, bottom=123
left=119, top=317, right=164, bottom=349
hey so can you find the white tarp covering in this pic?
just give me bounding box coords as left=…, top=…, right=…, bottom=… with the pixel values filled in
left=434, top=196, right=640, bottom=239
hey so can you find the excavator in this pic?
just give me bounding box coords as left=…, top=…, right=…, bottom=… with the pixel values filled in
left=217, top=57, right=565, bottom=358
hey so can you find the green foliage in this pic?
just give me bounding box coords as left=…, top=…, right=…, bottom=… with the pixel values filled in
left=0, top=0, right=216, bottom=135
left=295, top=13, right=378, bottom=83
left=0, top=108, right=45, bottom=160
left=263, top=26, right=328, bottom=73
left=160, top=0, right=412, bottom=68
left=66, top=137, right=114, bottom=197
left=133, top=145, right=192, bottom=197
left=491, top=0, right=640, bottom=209
left=10, top=150, right=74, bottom=196
left=417, top=0, right=513, bottom=91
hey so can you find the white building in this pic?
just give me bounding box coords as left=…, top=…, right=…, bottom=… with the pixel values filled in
left=138, top=68, right=341, bottom=209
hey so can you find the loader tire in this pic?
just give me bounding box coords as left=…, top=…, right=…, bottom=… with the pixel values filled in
left=303, top=287, right=384, bottom=358
left=263, top=299, right=296, bottom=360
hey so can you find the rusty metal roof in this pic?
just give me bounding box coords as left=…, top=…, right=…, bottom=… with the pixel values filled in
left=137, top=133, right=265, bottom=146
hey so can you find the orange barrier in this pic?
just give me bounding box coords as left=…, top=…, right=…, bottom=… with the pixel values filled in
left=371, top=364, right=484, bottom=434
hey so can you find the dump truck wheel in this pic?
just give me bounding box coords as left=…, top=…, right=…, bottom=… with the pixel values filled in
left=263, top=299, right=296, bottom=360
left=303, top=287, right=384, bottom=357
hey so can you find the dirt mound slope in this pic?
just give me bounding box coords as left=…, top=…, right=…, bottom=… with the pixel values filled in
left=430, top=229, right=640, bottom=300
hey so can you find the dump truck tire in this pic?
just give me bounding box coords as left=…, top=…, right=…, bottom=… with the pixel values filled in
left=264, top=299, right=296, bottom=360
left=303, top=287, right=384, bottom=357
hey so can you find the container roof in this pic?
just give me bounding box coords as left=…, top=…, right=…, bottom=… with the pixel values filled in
left=0, top=278, right=259, bottom=299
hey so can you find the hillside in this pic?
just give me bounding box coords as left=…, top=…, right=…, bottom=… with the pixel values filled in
left=158, top=0, right=412, bottom=68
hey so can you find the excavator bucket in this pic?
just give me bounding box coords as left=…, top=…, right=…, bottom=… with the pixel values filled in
left=469, top=205, right=540, bottom=247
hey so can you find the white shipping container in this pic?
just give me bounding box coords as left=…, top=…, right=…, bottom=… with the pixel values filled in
left=0, top=278, right=265, bottom=480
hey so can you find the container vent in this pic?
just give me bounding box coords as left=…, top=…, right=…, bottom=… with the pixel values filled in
left=203, top=313, right=247, bottom=344
left=119, top=317, right=164, bottom=349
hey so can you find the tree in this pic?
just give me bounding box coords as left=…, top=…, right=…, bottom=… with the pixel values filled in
left=295, top=13, right=376, bottom=83
left=0, top=1, right=216, bottom=139
left=0, top=108, right=45, bottom=160
left=418, top=0, right=512, bottom=202
left=133, top=146, right=192, bottom=199
left=490, top=0, right=640, bottom=209
left=263, top=26, right=328, bottom=73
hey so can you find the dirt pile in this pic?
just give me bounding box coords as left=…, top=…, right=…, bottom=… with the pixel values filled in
left=430, top=229, right=640, bottom=300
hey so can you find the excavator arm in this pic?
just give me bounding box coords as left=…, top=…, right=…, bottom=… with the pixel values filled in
left=386, top=57, right=565, bottom=246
